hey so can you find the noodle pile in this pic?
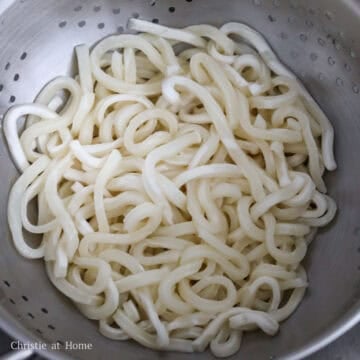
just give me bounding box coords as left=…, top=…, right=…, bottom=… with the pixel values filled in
left=5, top=19, right=336, bottom=357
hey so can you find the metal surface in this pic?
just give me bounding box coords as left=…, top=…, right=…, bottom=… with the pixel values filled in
left=0, top=0, right=359, bottom=359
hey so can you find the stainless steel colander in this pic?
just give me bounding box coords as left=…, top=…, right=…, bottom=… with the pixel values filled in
left=0, top=0, right=359, bottom=359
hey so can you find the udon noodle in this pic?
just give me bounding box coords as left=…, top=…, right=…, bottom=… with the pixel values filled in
left=5, top=19, right=336, bottom=357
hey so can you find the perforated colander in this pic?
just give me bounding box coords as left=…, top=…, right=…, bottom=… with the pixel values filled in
left=0, top=0, right=359, bottom=359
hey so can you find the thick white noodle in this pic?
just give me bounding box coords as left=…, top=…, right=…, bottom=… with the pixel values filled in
left=6, top=19, right=336, bottom=358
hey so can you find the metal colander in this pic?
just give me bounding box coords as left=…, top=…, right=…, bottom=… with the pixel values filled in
left=0, top=0, right=359, bottom=359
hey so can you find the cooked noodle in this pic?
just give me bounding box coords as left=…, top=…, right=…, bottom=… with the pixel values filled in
left=5, top=19, right=336, bottom=357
